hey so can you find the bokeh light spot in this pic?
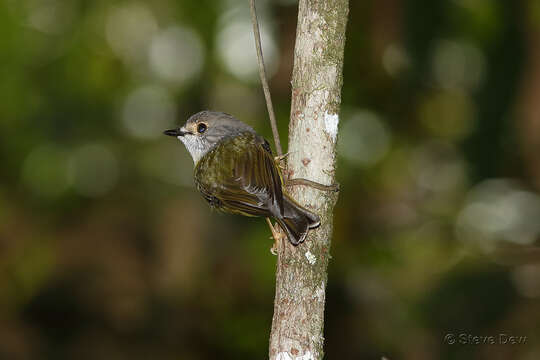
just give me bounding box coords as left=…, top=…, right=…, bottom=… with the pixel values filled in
left=339, top=110, right=391, bottom=167
left=382, top=43, right=410, bottom=76
left=106, top=3, right=158, bottom=66
left=456, top=179, right=540, bottom=249
left=21, top=144, right=69, bottom=198
left=216, top=13, right=278, bottom=82
left=419, top=90, right=476, bottom=140
left=68, top=144, right=119, bottom=197
left=27, top=0, right=75, bottom=35
left=122, top=85, right=176, bottom=139
left=410, top=141, right=467, bottom=192
left=432, top=39, right=486, bottom=91
left=149, top=26, right=205, bottom=85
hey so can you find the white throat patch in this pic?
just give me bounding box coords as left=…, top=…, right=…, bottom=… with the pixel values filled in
left=178, top=135, right=209, bottom=164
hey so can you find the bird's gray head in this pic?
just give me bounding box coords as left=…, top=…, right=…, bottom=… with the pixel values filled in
left=164, top=111, right=255, bottom=164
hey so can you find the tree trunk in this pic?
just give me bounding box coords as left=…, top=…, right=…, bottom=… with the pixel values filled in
left=269, top=1, right=349, bottom=359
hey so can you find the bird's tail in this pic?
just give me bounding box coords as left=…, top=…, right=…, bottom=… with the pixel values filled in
left=276, top=194, right=320, bottom=245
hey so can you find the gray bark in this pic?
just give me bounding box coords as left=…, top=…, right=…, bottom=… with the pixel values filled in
left=269, top=1, right=349, bottom=359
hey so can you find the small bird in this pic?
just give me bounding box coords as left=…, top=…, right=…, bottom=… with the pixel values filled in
left=164, top=110, right=320, bottom=245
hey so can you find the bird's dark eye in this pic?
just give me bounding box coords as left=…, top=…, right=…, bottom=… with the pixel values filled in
left=197, top=123, right=207, bottom=134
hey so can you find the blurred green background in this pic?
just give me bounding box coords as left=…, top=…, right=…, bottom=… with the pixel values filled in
left=1, top=0, right=540, bottom=359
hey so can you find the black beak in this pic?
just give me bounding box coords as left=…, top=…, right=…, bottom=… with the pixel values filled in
left=164, top=128, right=183, bottom=137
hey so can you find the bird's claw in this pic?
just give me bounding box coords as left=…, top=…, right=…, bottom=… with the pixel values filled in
left=266, top=218, right=286, bottom=255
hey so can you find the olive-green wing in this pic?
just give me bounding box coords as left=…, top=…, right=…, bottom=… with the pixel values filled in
left=198, top=135, right=284, bottom=218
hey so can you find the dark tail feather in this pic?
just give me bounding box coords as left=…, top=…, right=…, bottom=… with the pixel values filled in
left=276, top=195, right=320, bottom=245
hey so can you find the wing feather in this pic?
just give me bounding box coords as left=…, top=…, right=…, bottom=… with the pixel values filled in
left=195, top=133, right=284, bottom=218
